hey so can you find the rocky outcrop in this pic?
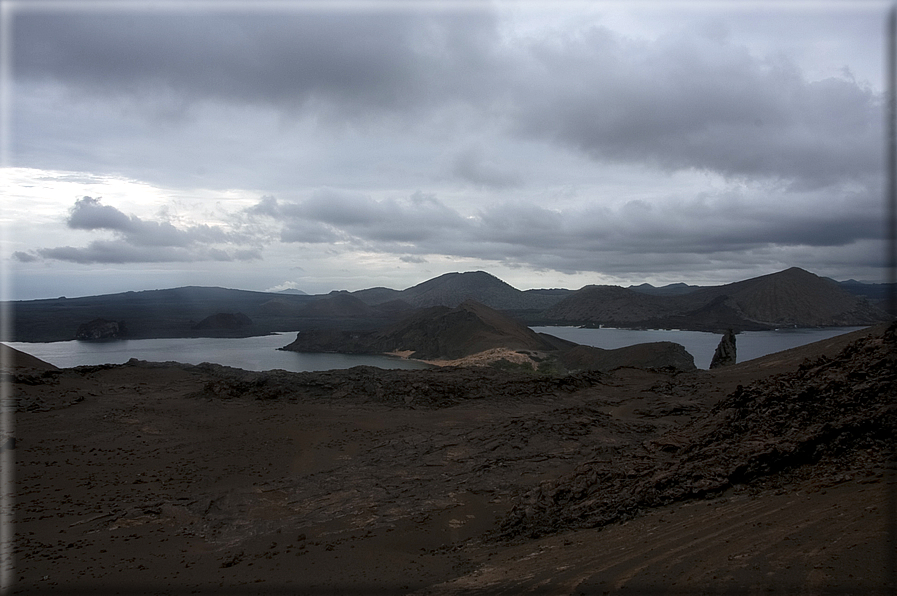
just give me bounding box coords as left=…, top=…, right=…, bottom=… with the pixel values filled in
left=192, top=312, right=252, bottom=330
left=278, top=329, right=377, bottom=354
left=283, top=300, right=703, bottom=373
left=283, top=300, right=567, bottom=360
left=75, top=318, right=126, bottom=340
left=560, top=342, right=696, bottom=373
left=379, top=300, right=565, bottom=359
left=709, top=329, right=737, bottom=369
left=499, top=322, right=897, bottom=539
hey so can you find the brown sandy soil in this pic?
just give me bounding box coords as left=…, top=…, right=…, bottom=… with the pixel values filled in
left=419, top=473, right=892, bottom=595
left=5, top=324, right=895, bottom=594
left=388, top=347, right=545, bottom=369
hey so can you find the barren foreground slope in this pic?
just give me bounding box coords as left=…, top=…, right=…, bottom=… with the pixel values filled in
left=6, top=323, right=896, bottom=594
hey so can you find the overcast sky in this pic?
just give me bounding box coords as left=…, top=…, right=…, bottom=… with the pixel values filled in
left=1, top=0, right=891, bottom=300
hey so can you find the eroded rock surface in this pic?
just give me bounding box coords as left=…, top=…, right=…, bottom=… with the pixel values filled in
left=74, top=318, right=126, bottom=340
left=499, top=322, right=896, bottom=539
left=11, top=323, right=893, bottom=593
left=709, top=328, right=737, bottom=368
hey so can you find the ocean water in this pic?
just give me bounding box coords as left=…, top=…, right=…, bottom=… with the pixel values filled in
left=531, top=326, right=869, bottom=370
left=5, top=332, right=431, bottom=372
left=6, top=326, right=869, bottom=373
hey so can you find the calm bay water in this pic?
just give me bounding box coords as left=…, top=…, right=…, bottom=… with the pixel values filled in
left=531, top=326, right=869, bottom=370
left=7, top=326, right=868, bottom=372
left=6, top=332, right=431, bottom=372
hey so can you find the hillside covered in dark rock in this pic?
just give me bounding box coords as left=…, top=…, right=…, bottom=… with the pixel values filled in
left=295, top=291, right=383, bottom=318
left=543, top=284, right=678, bottom=325
left=560, top=341, right=697, bottom=373
left=7, top=267, right=890, bottom=342
left=628, top=281, right=703, bottom=296
left=191, top=312, right=252, bottom=330
left=282, top=300, right=705, bottom=373
left=75, top=318, right=127, bottom=340
left=0, top=343, right=60, bottom=372
left=191, top=361, right=604, bottom=408
left=499, top=321, right=896, bottom=539
left=685, top=266, right=887, bottom=328
left=352, top=270, right=571, bottom=311
left=282, top=300, right=574, bottom=361
left=544, top=267, right=889, bottom=331
left=11, top=318, right=893, bottom=593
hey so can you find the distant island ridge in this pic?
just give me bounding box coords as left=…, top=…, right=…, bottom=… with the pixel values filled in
left=278, top=299, right=700, bottom=373
left=7, top=267, right=891, bottom=346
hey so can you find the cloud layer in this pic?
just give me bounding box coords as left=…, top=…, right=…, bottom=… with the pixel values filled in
left=15, top=197, right=259, bottom=264
left=14, top=9, right=881, bottom=189
left=6, top=5, right=890, bottom=296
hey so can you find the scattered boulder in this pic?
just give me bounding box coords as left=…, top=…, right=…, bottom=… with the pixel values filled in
left=709, top=328, right=736, bottom=369
left=192, top=312, right=253, bottom=330
left=75, top=318, right=126, bottom=340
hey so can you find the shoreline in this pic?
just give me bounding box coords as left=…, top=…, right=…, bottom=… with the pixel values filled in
left=384, top=346, right=542, bottom=369
left=7, top=323, right=894, bottom=592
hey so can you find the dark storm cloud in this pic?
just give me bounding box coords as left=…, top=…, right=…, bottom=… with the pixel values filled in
left=67, top=197, right=236, bottom=247
left=12, top=251, right=38, bottom=263
left=10, top=7, right=887, bottom=287
left=13, top=9, right=879, bottom=190
left=23, top=197, right=261, bottom=264
left=68, top=196, right=132, bottom=230
left=302, top=189, right=469, bottom=243
left=243, top=196, right=342, bottom=243
left=245, top=195, right=280, bottom=218
left=13, top=10, right=500, bottom=119
left=451, top=147, right=522, bottom=189
left=508, top=26, right=882, bottom=188
left=475, top=202, right=565, bottom=248
left=23, top=179, right=884, bottom=278
left=473, top=188, right=883, bottom=260
left=251, top=190, right=468, bottom=244
left=240, top=181, right=882, bottom=275
left=31, top=241, right=261, bottom=265
left=279, top=220, right=343, bottom=245
left=36, top=242, right=197, bottom=264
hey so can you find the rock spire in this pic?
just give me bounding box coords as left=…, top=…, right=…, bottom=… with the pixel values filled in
left=710, top=328, right=737, bottom=368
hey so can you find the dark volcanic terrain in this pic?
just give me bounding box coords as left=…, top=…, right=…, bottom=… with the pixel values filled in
left=281, top=299, right=698, bottom=373
left=6, top=267, right=890, bottom=342
left=5, top=322, right=895, bottom=594
left=544, top=267, right=889, bottom=331
left=281, top=300, right=569, bottom=360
